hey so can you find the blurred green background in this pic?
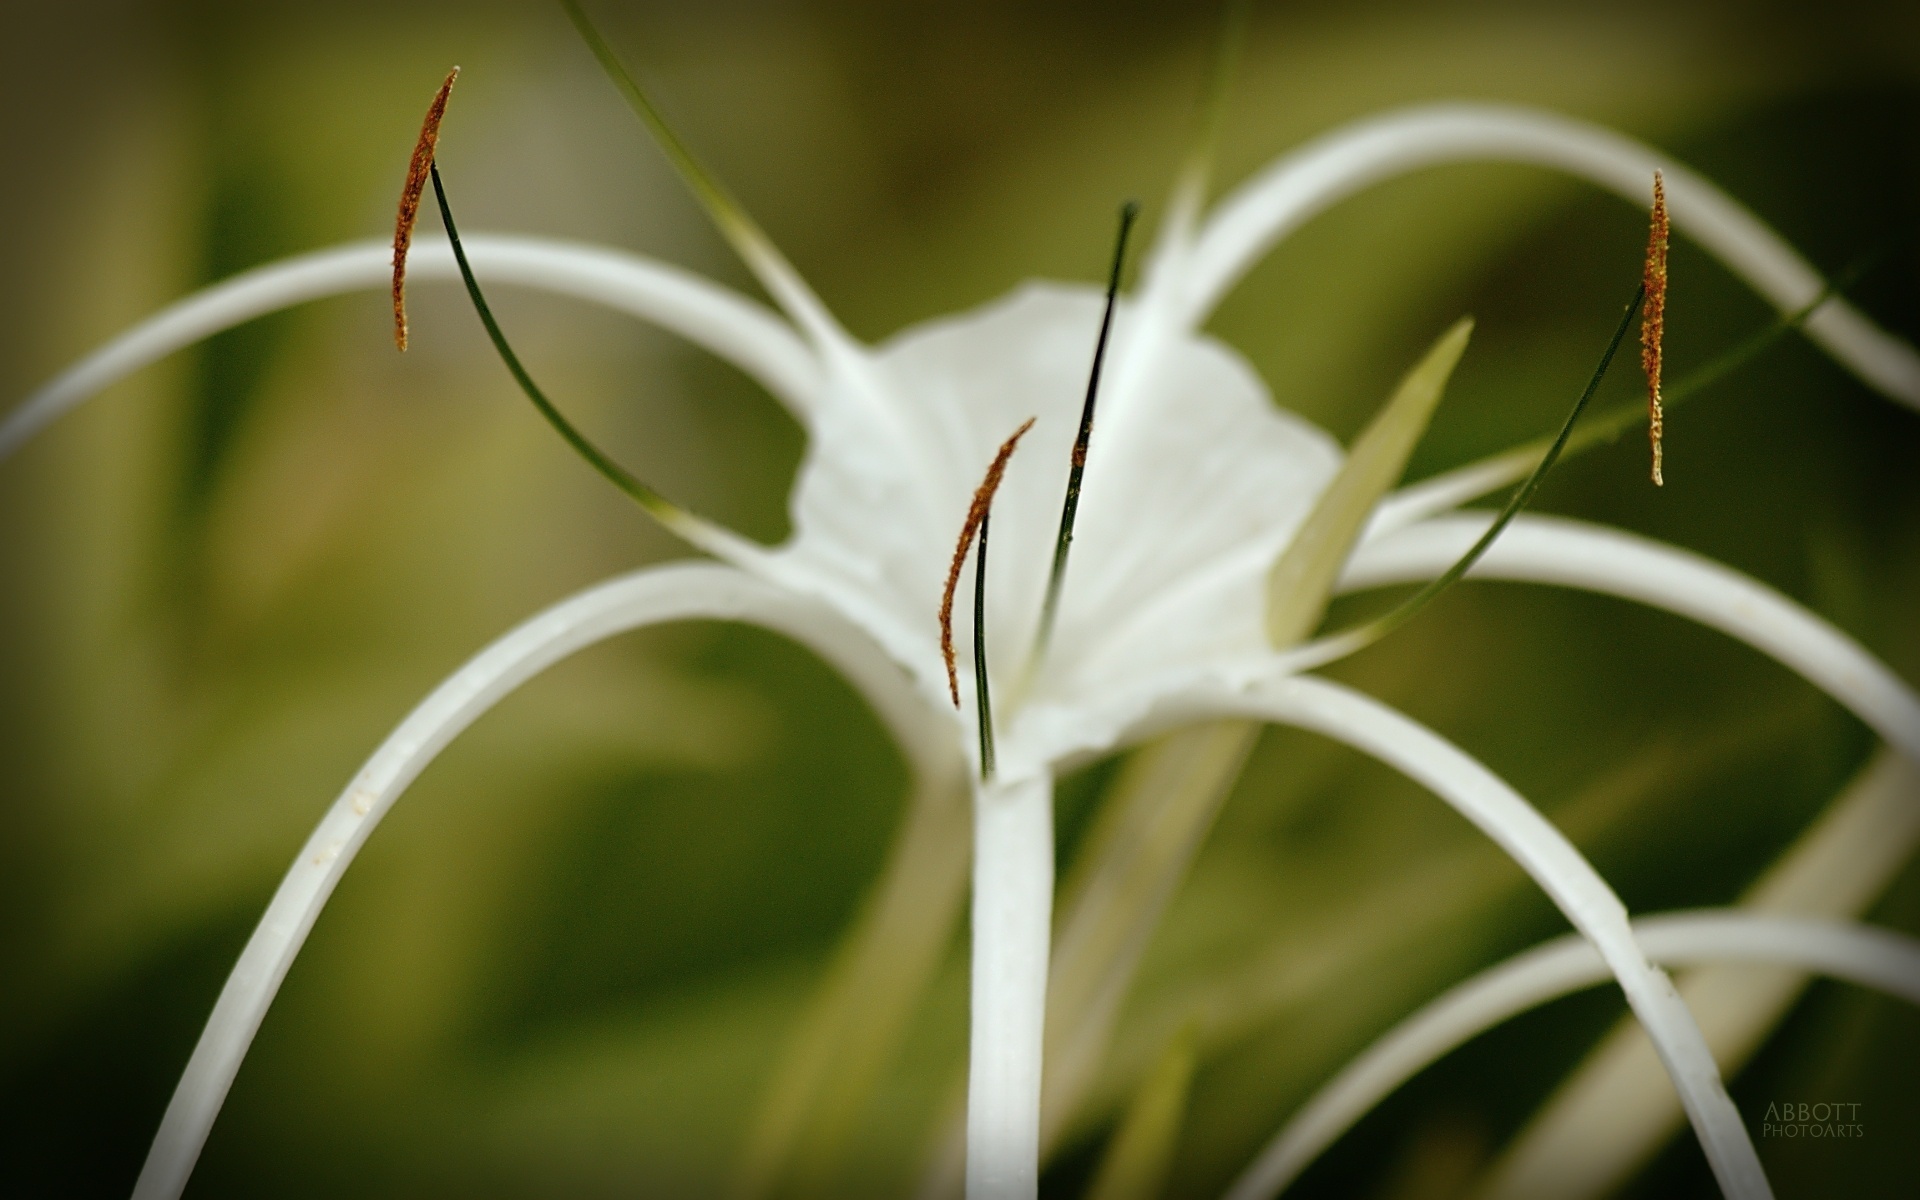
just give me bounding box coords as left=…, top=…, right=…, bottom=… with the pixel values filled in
left=1, top=0, right=1916, bottom=1196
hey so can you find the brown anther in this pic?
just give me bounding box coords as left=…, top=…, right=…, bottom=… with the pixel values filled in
left=940, top=418, right=1036, bottom=707
left=1641, top=170, right=1669, bottom=485
left=393, top=67, right=460, bottom=352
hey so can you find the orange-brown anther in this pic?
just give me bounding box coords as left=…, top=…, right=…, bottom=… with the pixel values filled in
left=940, top=418, right=1036, bottom=706
left=1641, top=170, right=1669, bottom=485
left=393, top=67, right=460, bottom=352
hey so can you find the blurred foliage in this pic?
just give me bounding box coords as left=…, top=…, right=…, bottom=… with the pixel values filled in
left=1, top=1, right=1917, bottom=1197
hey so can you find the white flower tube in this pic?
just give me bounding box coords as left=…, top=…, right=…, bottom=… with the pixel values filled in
left=1340, top=513, right=1920, bottom=763
left=1222, top=912, right=1920, bottom=1200
left=0, top=234, right=825, bottom=460
left=1149, top=675, right=1771, bottom=1200
left=130, top=562, right=953, bottom=1200
left=1179, top=103, right=1920, bottom=409
left=966, top=772, right=1057, bottom=1200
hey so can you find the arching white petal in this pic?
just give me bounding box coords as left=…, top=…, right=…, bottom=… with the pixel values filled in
left=1340, top=513, right=1920, bottom=762
left=1223, top=912, right=1920, bottom=1200
left=1181, top=104, right=1920, bottom=409
left=1133, top=675, right=1771, bottom=1200
left=967, top=772, right=1056, bottom=1200
left=2, top=234, right=824, bottom=460
left=1364, top=444, right=1542, bottom=541
left=1477, top=748, right=1920, bottom=1200
left=131, top=563, right=954, bottom=1200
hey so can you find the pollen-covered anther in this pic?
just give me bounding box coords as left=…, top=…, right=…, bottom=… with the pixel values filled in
left=393, top=66, right=460, bottom=352
left=940, top=417, right=1036, bottom=707
left=1641, top=170, right=1669, bottom=485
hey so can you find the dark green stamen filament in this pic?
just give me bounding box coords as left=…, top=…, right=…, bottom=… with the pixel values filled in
left=1308, top=283, right=1646, bottom=663
left=974, top=509, right=996, bottom=780
left=1188, top=0, right=1252, bottom=183
left=430, top=162, right=687, bottom=529
left=1029, top=200, right=1139, bottom=675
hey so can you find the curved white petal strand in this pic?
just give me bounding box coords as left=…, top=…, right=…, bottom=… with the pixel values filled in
left=2, top=234, right=823, bottom=460
left=447, top=236, right=825, bottom=419
left=967, top=772, right=1057, bottom=1200
left=1146, top=675, right=1771, bottom=1200
left=1477, top=748, right=1920, bottom=1200
left=1340, top=513, right=1920, bottom=762
left=727, top=222, right=880, bottom=393
left=1182, top=104, right=1920, bottom=409
left=1223, top=912, right=1920, bottom=1200
left=1363, top=445, right=1542, bottom=542
left=131, top=563, right=953, bottom=1200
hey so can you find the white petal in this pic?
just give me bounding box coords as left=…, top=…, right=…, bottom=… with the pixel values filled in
left=766, top=282, right=1341, bottom=759
left=1340, top=513, right=1920, bottom=762
left=1181, top=104, right=1920, bottom=409
left=1363, top=444, right=1542, bottom=541
left=2, top=234, right=824, bottom=460
left=1222, top=912, right=1920, bottom=1200
left=1140, top=676, right=1771, bottom=1200
left=967, top=772, right=1057, bottom=1200
left=1478, top=749, right=1920, bottom=1200
left=131, top=563, right=952, bottom=1200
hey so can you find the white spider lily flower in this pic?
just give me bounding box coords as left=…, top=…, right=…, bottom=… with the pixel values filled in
left=11, top=97, right=1920, bottom=1200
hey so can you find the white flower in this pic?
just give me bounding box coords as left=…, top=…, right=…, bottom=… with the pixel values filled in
left=737, top=278, right=1342, bottom=781
left=11, top=45, right=1920, bottom=1200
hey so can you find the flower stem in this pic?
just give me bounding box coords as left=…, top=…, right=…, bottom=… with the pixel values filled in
left=966, top=773, right=1056, bottom=1200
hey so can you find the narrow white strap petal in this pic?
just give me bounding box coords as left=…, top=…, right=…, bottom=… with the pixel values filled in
left=3, top=234, right=823, bottom=460
left=1476, top=748, right=1919, bottom=1200
left=441, top=236, right=826, bottom=417
left=131, top=563, right=950, bottom=1200
left=1182, top=104, right=1920, bottom=409
left=1153, top=676, right=1771, bottom=1200
left=1340, top=513, right=1920, bottom=763
left=1223, top=912, right=1920, bottom=1200
left=966, top=772, right=1057, bottom=1200
left=1363, top=444, right=1542, bottom=541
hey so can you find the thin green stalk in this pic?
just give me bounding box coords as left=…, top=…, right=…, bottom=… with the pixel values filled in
left=1165, top=0, right=1253, bottom=233
left=556, top=0, right=855, bottom=356
left=558, top=0, right=759, bottom=248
